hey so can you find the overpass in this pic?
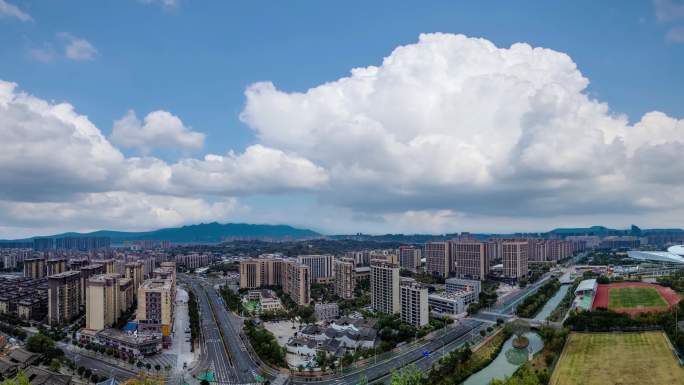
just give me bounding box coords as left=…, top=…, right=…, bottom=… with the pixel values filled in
left=471, top=312, right=563, bottom=330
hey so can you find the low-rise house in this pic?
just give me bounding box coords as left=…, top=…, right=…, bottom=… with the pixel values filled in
left=8, top=348, right=40, bottom=369
left=0, top=358, right=18, bottom=378
left=23, top=366, right=72, bottom=385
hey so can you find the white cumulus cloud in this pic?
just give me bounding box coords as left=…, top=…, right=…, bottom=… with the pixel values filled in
left=111, top=110, right=205, bottom=153
left=240, top=33, right=684, bottom=222
left=0, top=79, right=327, bottom=235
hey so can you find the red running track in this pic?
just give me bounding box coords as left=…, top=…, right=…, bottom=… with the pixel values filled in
left=592, top=281, right=681, bottom=316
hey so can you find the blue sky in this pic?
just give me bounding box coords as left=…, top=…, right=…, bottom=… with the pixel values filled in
left=0, top=0, right=683, bottom=237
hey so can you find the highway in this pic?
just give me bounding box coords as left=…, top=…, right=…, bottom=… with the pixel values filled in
left=203, top=281, right=263, bottom=384
left=289, top=319, right=484, bottom=385
left=180, top=270, right=555, bottom=385
left=187, top=279, right=239, bottom=384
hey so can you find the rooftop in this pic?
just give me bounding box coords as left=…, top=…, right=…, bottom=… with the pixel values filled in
left=575, top=279, right=597, bottom=294
left=627, top=250, right=684, bottom=264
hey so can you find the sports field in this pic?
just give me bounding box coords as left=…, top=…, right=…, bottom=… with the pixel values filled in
left=592, top=282, right=680, bottom=315
left=550, top=332, right=684, bottom=385
left=608, top=287, right=668, bottom=309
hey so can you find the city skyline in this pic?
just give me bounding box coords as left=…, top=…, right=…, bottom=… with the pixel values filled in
left=1, top=1, right=683, bottom=239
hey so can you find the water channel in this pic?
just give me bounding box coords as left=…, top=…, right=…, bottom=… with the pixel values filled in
left=462, top=283, right=571, bottom=384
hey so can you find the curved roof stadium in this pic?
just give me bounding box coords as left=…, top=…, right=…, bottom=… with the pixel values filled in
left=627, top=250, right=684, bottom=264
left=667, top=245, right=684, bottom=256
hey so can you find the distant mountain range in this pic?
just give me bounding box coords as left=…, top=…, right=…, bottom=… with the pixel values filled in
left=3, top=223, right=683, bottom=246
left=1, top=222, right=321, bottom=244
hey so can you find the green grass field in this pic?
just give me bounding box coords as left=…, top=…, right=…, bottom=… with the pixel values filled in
left=608, top=287, right=668, bottom=309
left=550, top=332, right=684, bottom=385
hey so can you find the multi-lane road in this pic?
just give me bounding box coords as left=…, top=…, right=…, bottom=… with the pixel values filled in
left=288, top=318, right=484, bottom=385
left=182, top=271, right=556, bottom=385
left=185, top=276, right=266, bottom=385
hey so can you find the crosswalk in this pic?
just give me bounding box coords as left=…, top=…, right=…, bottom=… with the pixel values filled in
left=141, top=353, right=177, bottom=369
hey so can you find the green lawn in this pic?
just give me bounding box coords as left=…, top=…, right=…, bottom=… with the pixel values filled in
left=550, top=332, right=684, bottom=385
left=608, top=287, right=668, bottom=309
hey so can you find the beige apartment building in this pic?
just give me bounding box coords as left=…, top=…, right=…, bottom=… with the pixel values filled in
left=46, top=258, right=67, bottom=277
left=452, top=240, right=489, bottom=281
left=239, top=257, right=286, bottom=289
left=48, top=271, right=81, bottom=325
left=370, top=260, right=400, bottom=314
left=86, top=274, right=121, bottom=331
left=79, top=264, right=105, bottom=306
left=284, top=261, right=310, bottom=306
left=124, top=261, right=144, bottom=290
left=93, top=259, right=116, bottom=275
left=239, top=257, right=310, bottom=305
left=502, top=240, right=529, bottom=280
left=136, top=279, right=174, bottom=333
left=334, top=257, right=355, bottom=299
left=24, top=258, right=45, bottom=279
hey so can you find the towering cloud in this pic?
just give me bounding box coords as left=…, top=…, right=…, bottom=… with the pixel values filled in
left=241, top=33, right=684, bottom=219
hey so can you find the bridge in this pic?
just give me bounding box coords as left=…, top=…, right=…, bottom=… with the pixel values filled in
left=470, top=312, right=563, bottom=330
left=515, top=317, right=564, bottom=330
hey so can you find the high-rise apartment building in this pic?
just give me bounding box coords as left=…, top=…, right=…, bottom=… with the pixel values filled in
left=55, top=236, right=110, bottom=251
left=79, top=264, right=105, bottom=306
left=32, top=238, right=54, bottom=251
left=46, top=258, right=67, bottom=277
left=297, top=255, right=334, bottom=284
left=94, top=259, right=116, bottom=274
left=124, top=261, right=145, bottom=290
left=239, top=257, right=286, bottom=289
left=47, top=271, right=81, bottom=325
left=334, top=257, right=355, bottom=299
left=24, top=258, right=45, bottom=279
left=284, top=261, right=310, bottom=306
left=137, top=279, right=174, bottom=333
left=398, top=246, right=422, bottom=272
left=86, top=274, right=121, bottom=331
left=239, top=257, right=310, bottom=305
left=502, top=240, right=528, bottom=280
left=452, top=240, right=489, bottom=280
left=370, top=261, right=400, bottom=314
left=400, top=281, right=428, bottom=327
left=425, top=241, right=452, bottom=278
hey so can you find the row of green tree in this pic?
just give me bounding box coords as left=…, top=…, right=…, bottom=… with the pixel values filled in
left=547, top=279, right=580, bottom=322
left=220, top=286, right=242, bottom=312
left=565, top=304, right=684, bottom=353
left=188, top=290, right=201, bottom=349
left=515, top=279, right=561, bottom=318
left=243, top=319, right=287, bottom=367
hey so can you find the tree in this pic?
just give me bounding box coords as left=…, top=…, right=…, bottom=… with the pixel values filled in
left=0, top=371, right=31, bottom=385
left=49, top=358, right=61, bottom=372
left=25, top=333, right=55, bottom=354
left=77, top=366, right=85, bottom=376
left=389, top=364, right=423, bottom=385
left=200, top=380, right=210, bottom=385
left=154, top=364, right=161, bottom=372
